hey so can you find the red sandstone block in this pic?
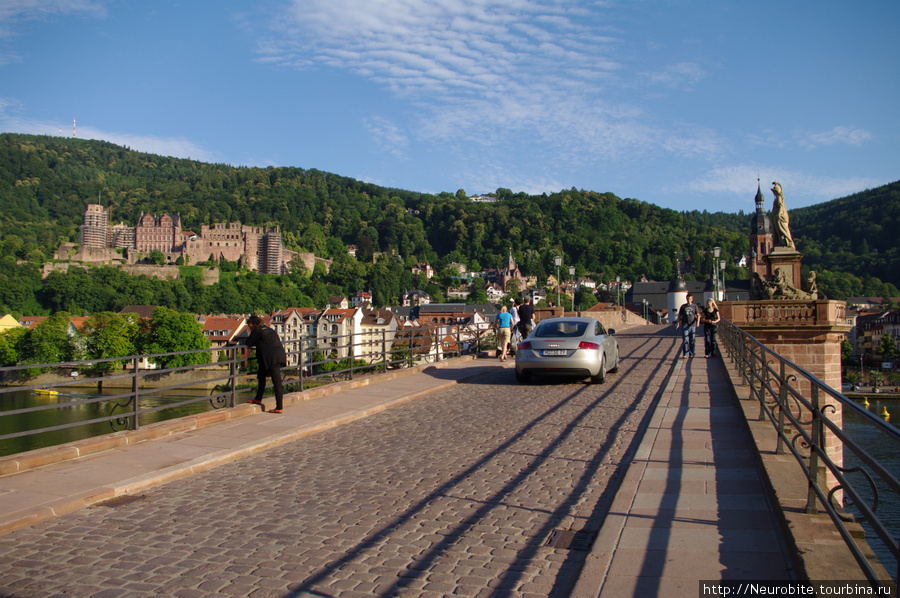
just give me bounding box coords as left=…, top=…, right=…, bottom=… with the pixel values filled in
left=10, top=445, right=80, bottom=472
left=153, top=417, right=200, bottom=434
left=124, top=427, right=168, bottom=444
left=0, top=460, right=20, bottom=475
left=190, top=410, right=230, bottom=426
left=0, top=507, right=55, bottom=536
left=76, top=435, right=128, bottom=456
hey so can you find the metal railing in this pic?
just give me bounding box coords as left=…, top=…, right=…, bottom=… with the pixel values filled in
left=0, top=324, right=499, bottom=455
left=720, top=318, right=899, bottom=586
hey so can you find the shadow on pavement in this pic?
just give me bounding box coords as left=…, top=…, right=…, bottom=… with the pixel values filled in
left=285, top=331, right=680, bottom=597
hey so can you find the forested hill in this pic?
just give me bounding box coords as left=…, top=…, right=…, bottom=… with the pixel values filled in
left=683, top=181, right=900, bottom=298
left=790, top=182, right=900, bottom=295
left=0, top=133, right=897, bottom=314
left=0, top=133, right=745, bottom=280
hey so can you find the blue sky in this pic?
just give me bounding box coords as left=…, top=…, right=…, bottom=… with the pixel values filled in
left=1, top=1, right=897, bottom=214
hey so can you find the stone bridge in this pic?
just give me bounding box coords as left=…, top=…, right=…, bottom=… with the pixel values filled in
left=0, top=325, right=873, bottom=597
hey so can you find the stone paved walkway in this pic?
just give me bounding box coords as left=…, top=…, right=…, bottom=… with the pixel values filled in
left=573, top=347, right=795, bottom=597
left=0, top=327, right=795, bottom=597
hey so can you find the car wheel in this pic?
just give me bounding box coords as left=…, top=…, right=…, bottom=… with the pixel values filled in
left=515, top=369, right=532, bottom=385
left=591, top=355, right=607, bottom=384
left=609, top=348, right=620, bottom=373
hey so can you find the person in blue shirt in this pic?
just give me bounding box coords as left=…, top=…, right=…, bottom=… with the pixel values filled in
left=495, top=305, right=513, bottom=361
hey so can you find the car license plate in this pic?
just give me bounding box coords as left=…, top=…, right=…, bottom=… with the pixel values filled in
left=542, top=349, right=567, bottom=356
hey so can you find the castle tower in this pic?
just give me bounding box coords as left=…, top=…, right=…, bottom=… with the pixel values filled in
left=79, top=204, right=110, bottom=248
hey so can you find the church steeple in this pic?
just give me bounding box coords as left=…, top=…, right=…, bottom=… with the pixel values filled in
left=751, top=180, right=771, bottom=235
left=748, top=178, right=773, bottom=280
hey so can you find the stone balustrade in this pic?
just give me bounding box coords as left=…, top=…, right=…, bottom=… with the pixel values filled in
left=722, top=299, right=847, bottom=328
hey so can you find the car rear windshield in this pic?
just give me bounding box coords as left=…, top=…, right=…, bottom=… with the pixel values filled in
left=534, top=321, right=589, bottom=338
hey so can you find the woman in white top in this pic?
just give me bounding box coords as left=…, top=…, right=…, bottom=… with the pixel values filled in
left=510, top=299, right=521, bottom=344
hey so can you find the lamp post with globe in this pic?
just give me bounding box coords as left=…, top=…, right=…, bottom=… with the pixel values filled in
left=554, top=255, right=562, bottom=308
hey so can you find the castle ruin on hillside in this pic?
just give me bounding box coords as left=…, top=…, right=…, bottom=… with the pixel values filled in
left=76, top=203, right=291, bottom=274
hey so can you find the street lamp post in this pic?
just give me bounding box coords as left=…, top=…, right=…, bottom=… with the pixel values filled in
left=616, top=276, right=621, bottom=307
left=554, top=255, right=562, bottom=308
left=719, top=259, right=727, bottom=301
left=713, top=246, right=721, bottom=301
left=569, top=266, right=575, bottom=311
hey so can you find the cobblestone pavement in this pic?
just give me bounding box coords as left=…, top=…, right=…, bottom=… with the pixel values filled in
left=0, top=329, right=678, bottom=598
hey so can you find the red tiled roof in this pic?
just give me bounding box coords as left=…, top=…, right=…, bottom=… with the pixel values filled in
left=18, top=316, right=48, bottom=329
left=68, top=316, right=91, bottom=332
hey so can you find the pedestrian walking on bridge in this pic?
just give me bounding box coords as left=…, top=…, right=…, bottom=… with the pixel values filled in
left=495, top=305, right=513, bottom=361
left=675, top=292, right=699, bottom=358
left=701, top=298, right=721, bottom=358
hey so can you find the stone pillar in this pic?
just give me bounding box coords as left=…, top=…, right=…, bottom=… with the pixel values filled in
left=765, top=248, right=804, bottom=291
left=719, top=300, right=850, bottom=507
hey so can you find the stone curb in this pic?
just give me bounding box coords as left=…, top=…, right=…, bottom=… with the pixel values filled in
left=0, top=355, right=481, bottom=477
left=0, top=356, right=505, bottom=536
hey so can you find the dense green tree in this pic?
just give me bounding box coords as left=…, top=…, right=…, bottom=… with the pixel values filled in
left=1, top=133, right=897, bottom=311
left=79, top=312, right=141, bottom=375
left=877, top=334, right=898, bottom=360
left=22, top=312, right=75, bottom=367
left=841, top=338, right=853, bottom=362
left=148, top=249, right=165, bottom=265
left=469, top=284, right=488, bottom=305
left=0, top=327, right=27, bottom=366
left=139, top=307, right=210, bottom=368
left=575, top=287, right=598, bottom=311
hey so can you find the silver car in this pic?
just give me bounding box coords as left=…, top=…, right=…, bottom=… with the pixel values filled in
left=515, top=317, right=619, bottom=384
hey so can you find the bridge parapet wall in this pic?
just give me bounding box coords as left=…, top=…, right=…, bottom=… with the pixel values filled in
left=720, top=301, right=853, bottom=530
left=538, top=307, right=648, bottom=331
left=719, top=300, right=850, bottom=394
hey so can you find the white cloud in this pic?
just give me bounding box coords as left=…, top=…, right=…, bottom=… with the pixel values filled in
left=684, top=164, right=884, bottom=208
left=748, top=126, right=873, bottom=151
left=641, top=62, right=707, bottom=89
left=261, top=0, right=718, bottom=166
left=795, top=126, right=872, bottom=149
left=363, top=115, right=409, bottom=158
left=0, top=0, right=106, bottom=39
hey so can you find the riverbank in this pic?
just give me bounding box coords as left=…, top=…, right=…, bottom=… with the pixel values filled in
left=846, top=391, right=900, bottom=400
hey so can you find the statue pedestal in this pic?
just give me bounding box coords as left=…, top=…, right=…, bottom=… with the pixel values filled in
left=765, top=247, right=803, bottom=288
left=720, top=300, right=848, bottom=393
left=720, top=300, right=850, bottom=505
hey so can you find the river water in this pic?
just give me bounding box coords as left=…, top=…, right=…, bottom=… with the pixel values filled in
left=0, top=387, right=227, bottom=457
left=843, top=397, right=900, bottom=581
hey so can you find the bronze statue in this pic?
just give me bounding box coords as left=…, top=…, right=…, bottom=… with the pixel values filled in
left=771, top=181, right=795, bottom=249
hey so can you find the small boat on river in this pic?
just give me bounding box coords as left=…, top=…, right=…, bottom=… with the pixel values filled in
left=33, top=388, right=59, bottom=396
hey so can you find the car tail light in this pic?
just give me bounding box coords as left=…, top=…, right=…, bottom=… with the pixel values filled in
left=520, top=341, right=532, bottom=350
left=578, top=341, right=600, bottom=350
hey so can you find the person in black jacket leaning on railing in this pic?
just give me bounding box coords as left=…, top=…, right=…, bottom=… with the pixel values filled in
left=243, top=315, right=287, bottom=413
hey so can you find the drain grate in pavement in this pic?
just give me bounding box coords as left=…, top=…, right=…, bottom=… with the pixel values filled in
left=97, top=495, right=146, bottom=508
left=545, top=529, right=595, bottom=551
